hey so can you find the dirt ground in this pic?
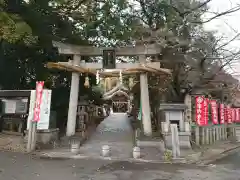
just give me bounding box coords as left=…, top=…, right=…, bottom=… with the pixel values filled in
left=0, top=134, right=25, bottom=152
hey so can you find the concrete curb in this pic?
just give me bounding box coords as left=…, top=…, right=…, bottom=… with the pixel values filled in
left=36, top=152, right=187, bottom=164
left=36, top=144, right=240, bottom=165
left=36, top=154, right=73, bottom=160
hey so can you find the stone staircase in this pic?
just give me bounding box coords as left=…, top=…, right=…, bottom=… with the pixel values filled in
left=78, top=113, right=134, bottom=158
left=48, top=113, right=165, bottom=161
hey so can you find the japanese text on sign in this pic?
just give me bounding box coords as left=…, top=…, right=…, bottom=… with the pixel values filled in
left=195, top=96, right=206, bottom=126
left=220, top=104, right=225, bottom=124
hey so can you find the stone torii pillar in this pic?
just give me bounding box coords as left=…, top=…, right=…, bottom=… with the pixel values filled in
left=67, top=55, right=81, bottom=136
left=139, top=55, right=152, bottom=136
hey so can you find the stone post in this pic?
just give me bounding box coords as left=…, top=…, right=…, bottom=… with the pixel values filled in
left=215, top=126, right=218, bottom=141
left=205, top=127, right=210, bottom=145
left=139, top=55, right=152, bottom=136
left=213, top=127, right=217, bottom=142
left=233, top=125, right=236, bottom=138
left=195, top=126, right=200, bottom=146
left=209, top=127, right=213, bottom=144
left=171, top=124, right=180, bottom=158
left=224, top=125, right=227, bottom=140
left=221, top=126, right=224, bottom=140
left=66, top=55, right=80, bottom=137
left=222, top=126, right=225, bottom=140
left=184, top=94, right=192, bottom=125
left=201, top=127, right=205, bottom=145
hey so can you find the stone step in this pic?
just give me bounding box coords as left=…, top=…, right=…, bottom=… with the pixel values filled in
left=78, top=113, right=134, bottom=158
left=139, top=146, right=164, bottom=161
left=79, top=141, right=133, bottom=158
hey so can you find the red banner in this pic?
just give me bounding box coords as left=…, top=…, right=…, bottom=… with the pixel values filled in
left=33, top=81, right=44, bottom=122
left=210, top=100, right=218, bottom=124
left=219, top=104, right=225, bottom=124
left=236, top=108, right=240, bottom=122
left=232, top=108, right=236, bottom=123
left=224, top=106, right=228, bottom=123
left=195, top=96, right=206, bottom=126
left=204, top=98, right=209, bottom=125
left=226, top=106, right=232, bottom=123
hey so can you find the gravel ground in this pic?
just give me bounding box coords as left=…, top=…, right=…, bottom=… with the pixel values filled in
left=0, top=151, right=240, bottom=180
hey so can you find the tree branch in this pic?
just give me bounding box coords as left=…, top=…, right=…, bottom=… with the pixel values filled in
left=195, top=6, right=240, bottom=24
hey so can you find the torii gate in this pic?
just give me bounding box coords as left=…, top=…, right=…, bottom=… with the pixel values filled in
left=47, top=41, right=171, bottom=137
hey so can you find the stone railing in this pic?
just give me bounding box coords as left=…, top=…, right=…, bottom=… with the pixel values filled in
left=192, top=124, right=237, bottom=146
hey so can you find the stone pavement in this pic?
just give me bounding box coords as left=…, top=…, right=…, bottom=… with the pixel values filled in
left=1, top=151, right=240, bottom=180
left=37, top=140, right=240, bottom=164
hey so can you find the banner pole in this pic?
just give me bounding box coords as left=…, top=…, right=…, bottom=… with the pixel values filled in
left=26, top=121, right=33, bottom=153
left=31, top=122, right=37, bottom=151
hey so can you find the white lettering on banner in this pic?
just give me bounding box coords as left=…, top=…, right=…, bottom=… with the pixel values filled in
left=220, top=104, right=225, bottom=124
left=210, top=100, right=218, bottom=124
left=195, top=96, right=206, bottom=126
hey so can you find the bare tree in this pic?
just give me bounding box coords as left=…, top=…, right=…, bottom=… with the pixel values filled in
left=126, top=0, right=240, bottom=102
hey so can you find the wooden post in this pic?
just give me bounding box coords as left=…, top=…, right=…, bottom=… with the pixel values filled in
left=66, top=55, right=81, bottom=137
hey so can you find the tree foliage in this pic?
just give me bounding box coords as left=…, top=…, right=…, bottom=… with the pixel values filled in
left=0, top=0, right=239, bottom=119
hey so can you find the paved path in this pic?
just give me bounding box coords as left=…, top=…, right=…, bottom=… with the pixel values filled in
left=1, top=151, right=240, bottom=180
left=79, top=113, right=134, bottom=158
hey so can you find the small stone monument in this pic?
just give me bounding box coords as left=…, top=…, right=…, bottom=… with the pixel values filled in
left=71, top=141, right=80, bottom=154
left=133, top=146, right=141, bottom=159
left=102, top=145, right=110, bottom=157
left=159, top=103, right=191, bottom=149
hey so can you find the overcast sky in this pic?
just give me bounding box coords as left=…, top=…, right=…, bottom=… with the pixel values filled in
left=203, top=0, right=240, bottom=77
